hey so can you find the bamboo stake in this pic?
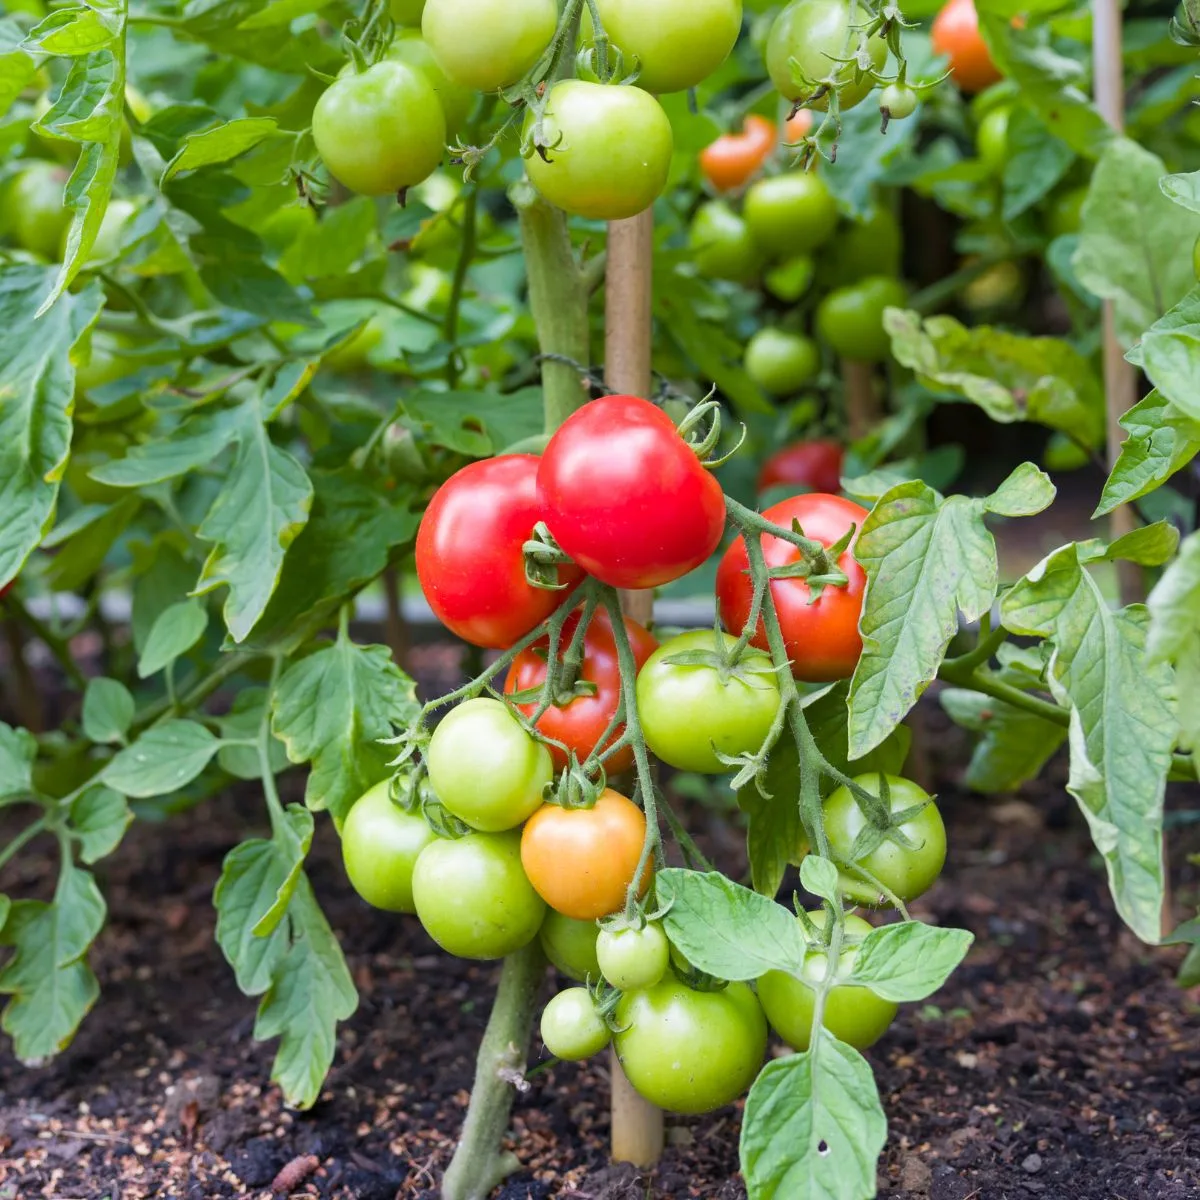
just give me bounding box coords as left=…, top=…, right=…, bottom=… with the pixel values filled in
left=841, top=359, right=877, bottom=441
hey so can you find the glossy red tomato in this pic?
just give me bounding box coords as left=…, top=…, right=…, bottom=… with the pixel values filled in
left=700, top=114, right=776, bottom=192
left=931, top=0, right=1001, bottom=94
left=537, top=396, right=727, bottom=590
left=416, top=455, right=582, bottom=649
left=758, top=440, right=843, bottom=494
left=505, top=608, right=658, bottom=773
left=716, top=493, right=868, bottom=682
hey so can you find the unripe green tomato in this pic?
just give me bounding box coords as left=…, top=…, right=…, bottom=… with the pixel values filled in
left=689, top=200, right=765, bottom=283
left=540, top=910, right=601, bottom=981
left=9, top=162, right=69, bottom=259
left=976, top=105, right=1010, bottom=176
left=540, top=988, right=611, bottom=1060
left=323, top=314, right=386, bottom=371
left=744, top=171, right=839, bottom=259
left=596, top=922, right=670, bottom=991
left=824, top=206, right=902, bottom=283
left=423, top=0, right=557, bottom=91
left=960, top=259, right=1023, bottom=312
left=816, top=275, right=907, bottom=362
left=341, top=780, right=439, bottom=912
left=879, top=82, right=918, bottom=121
left=387, top=30, right=474, bottom=135
left=313, top=61, right=446, bottom=196
left=757, top=911, right=898, bottom=1051
left=390, top=0, right=426, bottom=24
left=744, top=328, right=821, bottom=396
left=764, top=255, right=815, bottom=301
left=1045, top=184, right=1088, bottom=240
left=426, top=697, right=554, bottom=831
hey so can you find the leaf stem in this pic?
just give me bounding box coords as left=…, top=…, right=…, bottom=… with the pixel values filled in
left=0, top=817, right=49, bottom=875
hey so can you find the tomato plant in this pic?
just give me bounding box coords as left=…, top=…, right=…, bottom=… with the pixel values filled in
left=7, top=162, right=68, bottom=258
left=341, top=781, right=438, bottom=913
left=690, top=200, right=766, bottom=282
left=758, top=439, right=844, bottom=494
left=540, top=987, right=611, bottom=1059
left=816, top=275, right=908, bottom=362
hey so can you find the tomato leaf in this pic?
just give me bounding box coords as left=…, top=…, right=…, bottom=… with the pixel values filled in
left=1147, top=531, right=1200, bottom=752
left=1138, top=286, right=1200, bottom=423
left=1096, top=391, right=1200, bottom=517
left=847, top=922, right=974, bottom=1003
left=740, top=1033, right=885, bottom=1200
left=1002, top=546, right=1175, bottom=943
left=940, top=689, right=1067, bottom=792
left=161, top=116, right=279, bottom=183
left=798, top=856, right=840, bottom=908
left=81, top=678, right=135, bottom=745
left=90, top=407, right=243, bottom=488
left=399, top=387, right=546, bottom=457
left=271, top=629, right=419, bottom=824
left=137, top=599, right=209, bottom=679
left=102, top=720, right=222, bottom=798
left=0, top=861, right=105, bottom=1063
left=1001, top=107, right=1075, bottom=221
left=69, top=786, right=133, bottom=865
left=0, top=724, right=37, bottom=800
left=214, top=834, right=295, bottom=994
left=657, top=869, right=806, bottom=980
left=0, top=21, right=37, bottom=119
left=217, top=690, right=291, bottom=781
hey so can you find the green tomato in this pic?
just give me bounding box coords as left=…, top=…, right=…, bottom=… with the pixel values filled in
left=341, top=780, right=438, bottom=912
left=614, top=978, right=767, bottom=1113
left=390, top=0, right=426, bottom=23
left=412, top=830, right=546, bottom=959
left=816, top=274, right=907, bottom=362
left=764, top=255, right=815, bottom=301
left=313, top=61, right=446, bottom=196
left=757, top=911, right=898, bottom=1050
left=744, top=171, right=838, bottom=259
left=591, top=0, right=743, bottom=95
left=636, top=631, right=782, bottom=773
left=596, top=921, right=669, bottom=991
left=819, top=773, right=947, bottom=906
left=766, top=0, right=887, bottom=111
left=525, top=81, right=674, bottom=221
left=423, top=0, right=557, bottom=91
left=540, top=910, right=601, bottom=981
left=75, top=331, right=138, bottom=395
left=427, top=698, right=554, bottom=831
left=689, top=201, right=766, bottom=284
left=9, top=162, right=69, bottom=259
left=960, top=259, right=1024, bottom=313
left=824, top=206, right=902, bottom=283
left=323, top=314, right=386, bottom=371
left=744, top=328, right=821, bottom=396
left=540, top=988, right=611, bottom=1060
left=1046, top=184, right=1088, bottom=240
left=879, top=81, right=918, bottom=121
left=387, top=30, right=474, bottom=135
left=976, top=105, right=1010, bottom=176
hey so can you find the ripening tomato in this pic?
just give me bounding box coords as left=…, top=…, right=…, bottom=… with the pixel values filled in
left=785, top=108, right=814, bottom=142
left=614, top=978, right=767, bottom=1113
left=537, top=395, right=727, bottom=590
left=931, top=0, right=1001, bottom=94
left=766, top=0, right=887, bottom=111
left=521, top=789, right=649, bottom=920
left=717, top=492, right=867, bottom=682
left=423, top=0, right=557, bottom=91
left=387, top=30, right=474, bottom=134
left=700, top=114, right=776, bottom=192
left=758, top=439, right=843, bottom=494
left=505, top=608, right=658, bottom=774
left=816, top=275, right=908, bottom=362
left=689, top=201, right=766, bottom=283
left=744, top=171, right=838, bottom=259
left=525, top=81, right=674, bottom=221
left=540, top=910, right=601, bottom=981
left=413, top=830, right=546, bottom=959
left=744, top=328, right=820, bottom=396
left=341, top=780, right=438, bottom=912
left=541, top=987, right=611, bottom=1059
left=757, top=911, right=898, bottom=1050
left=313, top=61, right=445, bottom=196
left=416, top=455, right=582, bottom=649
left=593, top=0, right=743, bottom=94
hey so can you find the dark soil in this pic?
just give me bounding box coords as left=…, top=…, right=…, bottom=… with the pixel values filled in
left=1, top=665, right=1198, bottom=1200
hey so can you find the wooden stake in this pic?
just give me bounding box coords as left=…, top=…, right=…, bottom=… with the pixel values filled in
left=605, top=207, right=664, bottom=1168
left=841, top=359, right=877, bottom=441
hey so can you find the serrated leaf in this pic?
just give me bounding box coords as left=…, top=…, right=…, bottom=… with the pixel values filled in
left=1001, top=107, right=1075, bottom=221
left=137, top=599, right=208, bottom=678
left=91, top=407, right=241, bottom=487
left=81, top=677, right=134, bottom=744
left=1148, top=531, right=1200, bottom=750
left=1101, top=521, right=1180, bottom=568
left=0, top=723, right=37, bottom=799
left=214, top=835, right=293, bottom=994
left=103, top=720, right=221, bottom=797
left=254, top=807, right=313, bottom=938
left=69, top=785, right=132, bottom=864
left=0, top=267, right=104, bottom=588
left=23, top=4, right=121, bottom=55
left=1096, top=391, right=1200, bottom=517
left=985, top=462, right=1057, bottom=517
left=162, top=116, right=278, bottom=183
left=398, top=387, right=546, bottom=457
left=1139, top=286, right=1200, bottom=422
left=1073, top=138, right=1200, bottom=348
left=741, top=1035, right=885, bottom=1200
left=848, top=482, right=999, bottom=759
left=1002, top=547, right=1174, bottom=943
left=216, top=689, right=291, bottom=780
left=272, top=633, right=419, bottom=823
left=657, top=870, right=805, bottom=980
left=848, top=922, right=974, bottom=1002
left=799, top=856, right=841, bottom=907
left=0, top=23, right=37, bottom=121
left=940, top=689, right=1067, bottom=792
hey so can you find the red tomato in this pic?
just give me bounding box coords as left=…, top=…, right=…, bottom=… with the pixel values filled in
left=931, top=0, right=1001, bottom=95
left=505, top=608, right=657, bottom=773
left=699, top=114, right=776, bottom=192
left=716, top=493, right=868, bottom=682
left=416, top=455, right=582, bottom=649
left=758, top=440, right=844, bottom=495
left=537, top=396, right=727, bottom=590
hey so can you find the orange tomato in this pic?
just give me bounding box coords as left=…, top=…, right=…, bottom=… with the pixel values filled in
left=931, top=0, right=1001, bottom=94
left=784, top=109, right=814, bottom=142
left=699, top=114, right=776, bottom=191
left=520, top=789, right=650, bottom=920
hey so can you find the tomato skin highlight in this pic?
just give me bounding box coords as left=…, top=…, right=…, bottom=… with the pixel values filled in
left=541, top=987, right=611, bottom=1060
left=636, top=631, right=781, bottom=773
left=312, top=61, right=446, bottom=196
left=540, top=910, right=601, bottom=981
left=716, top=492, right=868, bottom=682
left=525, top=81, right=674, bottom=221
left=521, top=789, right=649, bottom=920
left=700, top=114, right=776, bottom=192
left=744, top=171, right=839, bottom=259
left=505, top=609, right=658, bottom=774
left=412, top=830, right=546, bottom=959
left=416, top=455, right=581, bottom=649
left=614, top=978, right=768, bottom=1113
left=422, top=0, right=557, bottom=91
left=341, top=781, right=438, bottom=913
left=537, top=396, right=727, bottom=590
left=758, top=439, right=844, bottom=494
left=931, top=0, right=1001, bottom=94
